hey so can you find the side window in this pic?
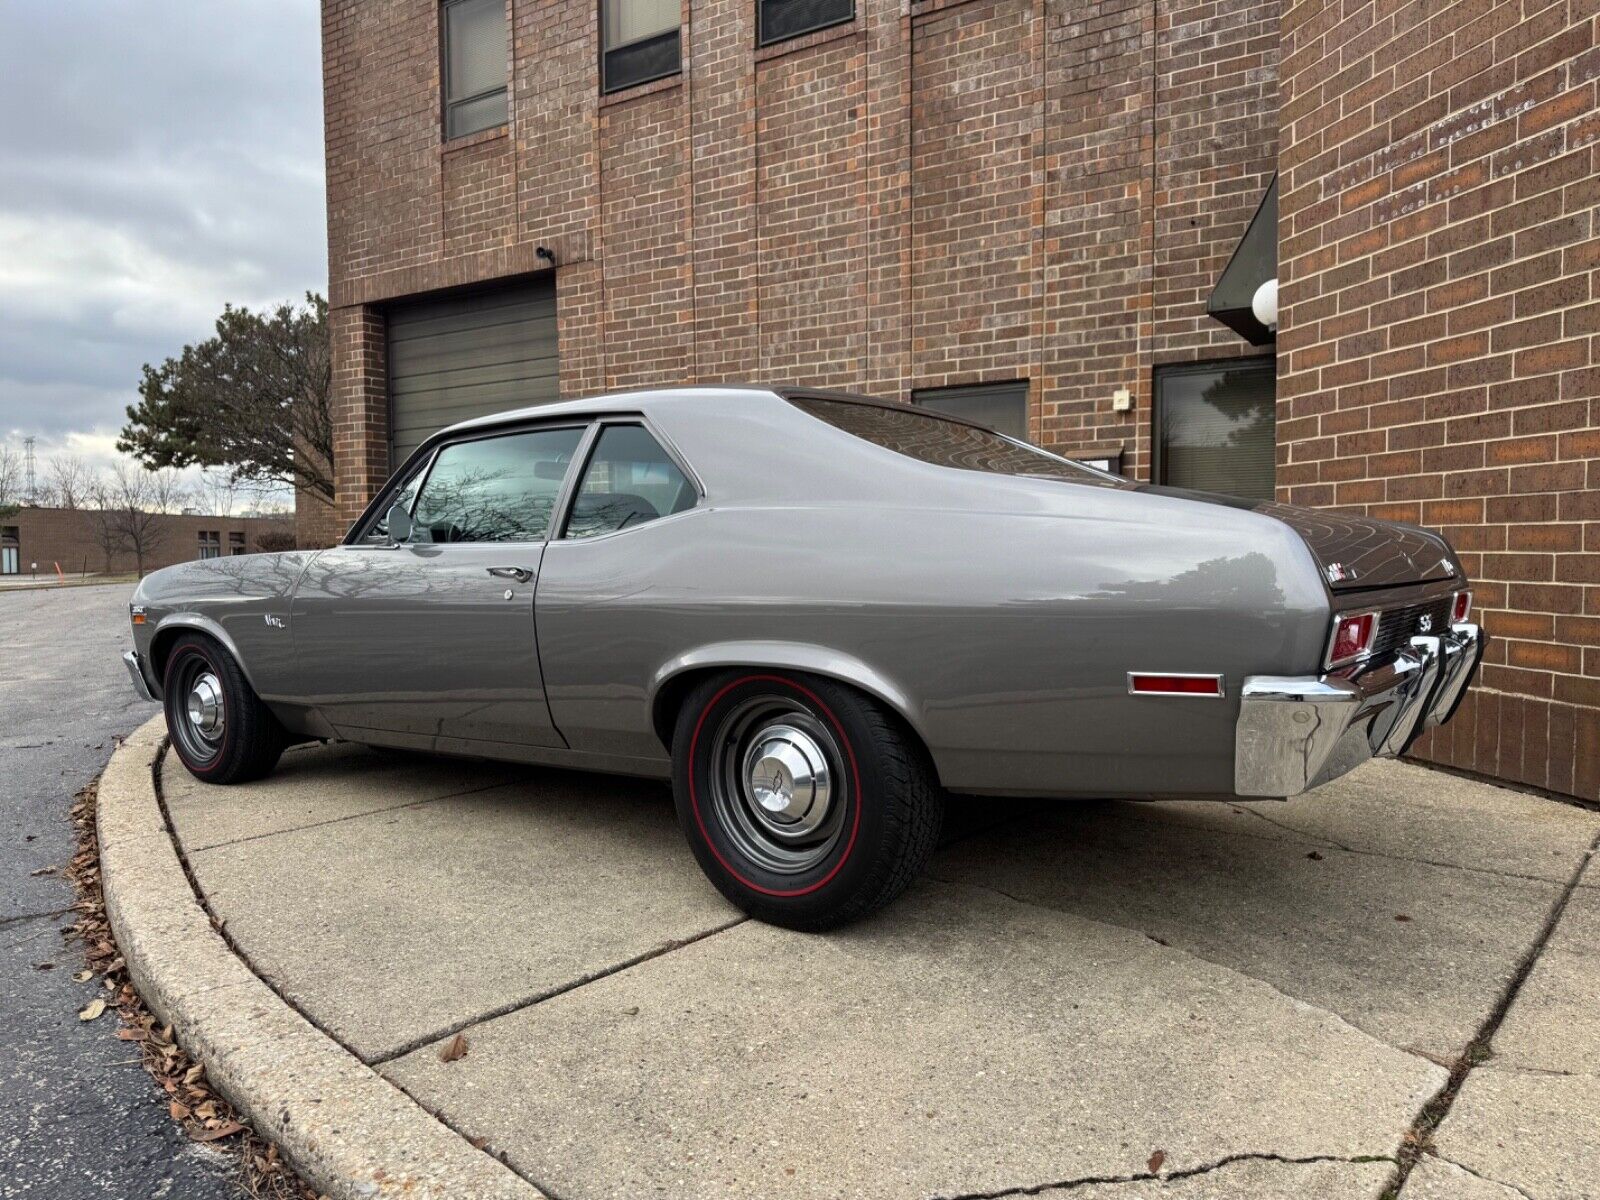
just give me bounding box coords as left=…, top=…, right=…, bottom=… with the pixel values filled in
left=564, top=424, right=695, bottom=540
left=410, top=426, right=585, bottom=543
left=442, top=0, right=508, bottom=139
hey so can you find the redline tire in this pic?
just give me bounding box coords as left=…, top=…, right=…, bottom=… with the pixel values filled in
left=162, top=634, right=285, bottom=785
left=671, top=670, right=943, bottom=930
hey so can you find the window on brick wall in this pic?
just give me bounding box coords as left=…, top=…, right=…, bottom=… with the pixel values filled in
left=442, top=0, right=508, bottom=139
left=912, top=381, right=1029, bottom=442
left=602, top=0, right=680, bottom=93
left=1153, top=359, right=1276, bottom=503
left=1, top=527, right=18, bottom=575
left=198, top=531, right=221, bottom=560
left=229, top=531, right=246, bottom=555
left=759, top=0, right=853, bottom=45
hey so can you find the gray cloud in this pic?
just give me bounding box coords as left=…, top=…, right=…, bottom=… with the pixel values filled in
left=0, top=1, right=325, bottom=467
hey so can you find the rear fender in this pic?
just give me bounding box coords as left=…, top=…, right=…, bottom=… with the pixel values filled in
left=649, top=641, right=929, bottom=758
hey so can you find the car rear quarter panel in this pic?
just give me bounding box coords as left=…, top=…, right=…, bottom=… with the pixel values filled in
left=535, top=496, right=1329, bottom=798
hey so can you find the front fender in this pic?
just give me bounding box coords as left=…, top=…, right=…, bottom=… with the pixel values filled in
left=147, top=613, right=262, bottom=698
left=649, top=640, right=926, bottom=746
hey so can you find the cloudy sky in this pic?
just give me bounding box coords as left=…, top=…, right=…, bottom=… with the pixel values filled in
left=0, top=1, right=325, bottom=484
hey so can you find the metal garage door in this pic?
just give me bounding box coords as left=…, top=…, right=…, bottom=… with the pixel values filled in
left=386, top=279, right=558, bottom=468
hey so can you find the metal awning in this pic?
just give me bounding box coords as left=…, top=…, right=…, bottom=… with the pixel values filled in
left=1208, top=175, right=1277, bottom=346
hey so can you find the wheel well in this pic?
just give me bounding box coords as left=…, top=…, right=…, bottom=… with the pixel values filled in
left=650, top=666, right=942, bottom=786
left=149, top=626, right=219, bottom=689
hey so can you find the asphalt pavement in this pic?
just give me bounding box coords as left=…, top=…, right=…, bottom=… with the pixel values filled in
left=0, top=583, right=232, bottom=1197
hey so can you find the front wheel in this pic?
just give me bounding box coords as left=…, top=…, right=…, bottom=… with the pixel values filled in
left=671, top=671, right=943, bottom=930
left=163, top=634, right=285, bottom=784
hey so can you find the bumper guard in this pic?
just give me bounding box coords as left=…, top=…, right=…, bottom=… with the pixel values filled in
left=1235, top=621, right=1483, bottom=798
left=122, top=650, right=158, bottom=703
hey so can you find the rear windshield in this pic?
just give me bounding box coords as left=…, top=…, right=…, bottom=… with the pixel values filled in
left=789, top=395, right=1123, bottom=486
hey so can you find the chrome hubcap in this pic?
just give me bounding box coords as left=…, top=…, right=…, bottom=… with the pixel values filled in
left=709, top=697, right=848, bottom=875
left=186, top=673, right=224, bottom=742
left=742, top=725, right=832, bottom=839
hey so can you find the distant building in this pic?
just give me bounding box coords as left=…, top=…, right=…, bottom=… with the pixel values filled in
left=0, top=507, right=292, bottom=579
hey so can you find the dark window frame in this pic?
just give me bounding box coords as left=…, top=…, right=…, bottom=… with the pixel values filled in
left=757, top=0, right=855, bottom=47
left=441, top=0, right=510, bottom=140
left=600, top=0, right=682, bottom=94
left=911, top=380, right=1030, bottom=443
left=1151, top=357, right=1277, bottom=502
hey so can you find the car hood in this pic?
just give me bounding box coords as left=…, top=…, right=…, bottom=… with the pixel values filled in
left=1143, top=486, right=1457, bottom=591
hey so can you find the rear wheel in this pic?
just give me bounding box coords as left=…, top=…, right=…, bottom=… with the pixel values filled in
left=671, top=671, right=943, bottom=930
left=163, top=634, right=285, bottom=784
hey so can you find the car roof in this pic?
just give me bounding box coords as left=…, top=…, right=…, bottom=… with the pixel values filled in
left=438, top=385, right=787, bottom=436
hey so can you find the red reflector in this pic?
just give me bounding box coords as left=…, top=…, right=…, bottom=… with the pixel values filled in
left=1452, top=590, right=1472, bottom=623
left=1129, top=674, right=1222, bottom=696
left=1328, top=611, right=1377, bottom=667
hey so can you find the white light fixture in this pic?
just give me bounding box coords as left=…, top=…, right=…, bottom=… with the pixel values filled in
left=1251, top=278, right=1278, bottom=333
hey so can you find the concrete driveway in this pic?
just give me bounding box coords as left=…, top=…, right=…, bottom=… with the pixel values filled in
left=155, top=739, right=1599, bottom=1199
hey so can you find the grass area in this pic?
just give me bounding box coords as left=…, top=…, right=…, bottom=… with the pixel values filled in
left=0, top=574, right=140, bottom=592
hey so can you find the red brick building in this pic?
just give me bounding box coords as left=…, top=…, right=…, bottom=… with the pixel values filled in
left=319, top=0, right=1599, bottom=801
left=2, top=507, right=292, bottom=579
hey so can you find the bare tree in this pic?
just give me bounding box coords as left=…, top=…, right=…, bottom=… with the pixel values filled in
left=192, top=468, right=240, bottom=517
left=145, top=467, right=189, bottom=516
left=0, top=446, right=21, bottom=514
left=42, top=454, right=95, bottom=509
left=92, top=462, right=173, bottom=577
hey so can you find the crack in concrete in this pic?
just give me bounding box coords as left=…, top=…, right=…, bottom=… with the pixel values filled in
left=1384, top=830, right=1600, bottom=1196
left=179, top=776, right=519, bottom=854
left=367, top=915, right=749, bottom=1065
left=925, top=1152, right=1395, bottom=1198
left=1429, top=1153, right=1537, bottom=1200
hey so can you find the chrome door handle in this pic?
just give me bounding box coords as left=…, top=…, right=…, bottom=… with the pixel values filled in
left=487, top=566, right=533, bottom=583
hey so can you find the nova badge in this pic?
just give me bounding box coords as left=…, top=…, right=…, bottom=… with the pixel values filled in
left=1325, top=562, right=1359, bottom=584
left=264, top=614, right=286, bottom=630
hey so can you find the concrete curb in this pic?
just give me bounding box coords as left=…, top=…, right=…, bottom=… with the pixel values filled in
left=98, top=716, right=543, bottom=1200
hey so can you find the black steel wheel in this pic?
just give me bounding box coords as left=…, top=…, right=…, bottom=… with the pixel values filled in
left=672, top=670, right=943, bottom=930
left=162, top=634, right=285, bottom=784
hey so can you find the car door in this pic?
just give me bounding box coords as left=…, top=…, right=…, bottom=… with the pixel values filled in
left=534, top=420, right=703, bottom=761
left=290, top=422, right=586, bottom=750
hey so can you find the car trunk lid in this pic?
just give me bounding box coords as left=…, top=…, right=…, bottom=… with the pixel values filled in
left=1142, top=486, right=1456, bottom=591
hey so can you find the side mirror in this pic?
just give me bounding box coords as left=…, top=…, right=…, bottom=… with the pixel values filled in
left=385, top=504, right=413, bottom=545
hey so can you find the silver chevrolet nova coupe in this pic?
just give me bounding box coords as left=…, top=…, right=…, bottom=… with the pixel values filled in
left=124, top=387, right=1483, bottom=928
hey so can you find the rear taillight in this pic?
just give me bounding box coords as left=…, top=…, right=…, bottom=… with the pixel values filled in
left=1452, top=590, right=1472, bottom=623
left=1327, top=611, right=1379, bottom=669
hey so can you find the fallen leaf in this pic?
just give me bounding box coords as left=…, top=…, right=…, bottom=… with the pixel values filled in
left=30, top=866, right=56, bottom=877
left=33, top=962, right=53, bottom=971
left=469, top=1136, right=489, bottom=1150
left=440, top=1033, right=469, bottom=1063
left=78, top=998, right=107, bottom=1021
left=1148, top=1149, right=1166, bottom=1173
left=1395, top=914, right=1412, bottom=922
left=1306, top=850, right=1323, bottom=861
left=191, top=1121, right=244, bottom=1143
left=73, top=969, right=93, bottom=983
left=169, top=1100, right=191, bottom=1121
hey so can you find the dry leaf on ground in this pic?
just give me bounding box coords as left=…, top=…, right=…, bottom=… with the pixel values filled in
left=440, top=1033, right=469, bottom=1063
left=78, top=998, right=107, bottom=1021
left=1147, top=1149, right=1166, bottom=1173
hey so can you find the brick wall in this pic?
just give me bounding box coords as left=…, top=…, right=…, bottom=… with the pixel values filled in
left=4, top=508, right=292, bottom=578
left=1278, top=0, right=1599, bottom=799
left=322, top=0, right=1598, bottom=800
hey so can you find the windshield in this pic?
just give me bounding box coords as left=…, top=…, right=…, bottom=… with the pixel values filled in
left=789, top=395, right=1125, bottom=486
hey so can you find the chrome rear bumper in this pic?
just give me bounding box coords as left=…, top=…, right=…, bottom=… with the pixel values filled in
left=1235, top=622, right=1483, bottom=798
left=122, top=650, right=158, bottom=703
